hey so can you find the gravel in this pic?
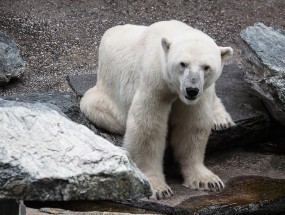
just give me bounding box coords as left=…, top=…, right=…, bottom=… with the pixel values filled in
left=0, top=0, right=284, bottom=96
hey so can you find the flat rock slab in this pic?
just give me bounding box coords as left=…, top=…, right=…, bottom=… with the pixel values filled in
left=67, top=64, right=270, bottom=150
left=0, top=99, right=151, bottom=201
left=0, top=31, right=25, bottom=85
left=240, top=23, right=285, bottom=125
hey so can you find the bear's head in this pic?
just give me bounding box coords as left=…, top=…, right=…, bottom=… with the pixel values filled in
left=161, top=33, right=233, bottom=105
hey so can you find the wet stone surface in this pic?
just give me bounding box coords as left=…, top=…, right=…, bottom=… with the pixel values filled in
left=120, top=149, right=285, bottom=215
left=177, top=176, right=285, bottom=215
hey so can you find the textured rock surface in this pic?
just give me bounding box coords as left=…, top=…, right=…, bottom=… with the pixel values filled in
left=67, top=64, right=270, bottom=150
left=0, top=31, right=25, bottom=85
left=3, top=92, right=123, bottom=147
left=0, top=99, right=151, bottom=201
left=3, top=92, right=92, bottom=130
left=240, top=23, right=285, bottom=125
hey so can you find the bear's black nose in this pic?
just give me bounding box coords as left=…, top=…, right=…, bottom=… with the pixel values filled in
left=186, top=87, right=199, bottom=98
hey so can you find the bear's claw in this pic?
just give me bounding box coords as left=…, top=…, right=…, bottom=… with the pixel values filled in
left=147, top=177, right=173, bottom=199
left=212, top=97, right=235, bottom=131
left=183, top=166, right=225, bottom=192
left=152, top=187, right=173, bottom=200
left=184, top=177, right=224, bottom=192
left=213, top=113, right=235, bottom=131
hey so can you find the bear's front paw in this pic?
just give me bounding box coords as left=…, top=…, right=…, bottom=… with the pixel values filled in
left=183, top=167, right=224, bottom=192
left=147, top=176, right=173, bottom=200
left=213, top=111, right=235, bottom=131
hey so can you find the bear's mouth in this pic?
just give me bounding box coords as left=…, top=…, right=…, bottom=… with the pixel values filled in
left=185, top=95, right=197, bottom=101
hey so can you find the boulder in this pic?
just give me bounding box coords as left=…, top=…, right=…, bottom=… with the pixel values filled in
left=0, top=32, right=25, bottom=85
left=240, top=23, right=285, bottom=125
left=67, top=64, right=270, bottom=151
left=0, top=99, right=151, bottom=201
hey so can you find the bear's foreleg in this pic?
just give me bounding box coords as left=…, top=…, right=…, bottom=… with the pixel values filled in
left=212, top=90, right=235, bottom=131
left=170, top=99, right=224, bottom=192
left=123, top=92, right=173, bottom=199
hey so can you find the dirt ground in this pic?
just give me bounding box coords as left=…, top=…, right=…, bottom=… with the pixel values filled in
left=0, top=0, right=284, bottom=96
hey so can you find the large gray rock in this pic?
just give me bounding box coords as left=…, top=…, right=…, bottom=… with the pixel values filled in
left=240, top=23, right=285, bottom=125
left=0, top=99, right=151, bottom=201
left=0, top=32, right=25, bottom=85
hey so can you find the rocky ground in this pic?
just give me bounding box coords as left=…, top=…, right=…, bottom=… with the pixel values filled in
left=0, top=0, right=285, bottom=96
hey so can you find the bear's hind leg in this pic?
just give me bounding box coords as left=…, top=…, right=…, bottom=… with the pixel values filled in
left=80, top=86, right=125, bottom=134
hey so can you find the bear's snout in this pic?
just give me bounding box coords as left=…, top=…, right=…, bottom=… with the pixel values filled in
left=185, top=87, right=199, bottom=99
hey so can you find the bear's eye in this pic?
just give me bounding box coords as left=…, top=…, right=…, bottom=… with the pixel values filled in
left=203, top=65, right=210, bottom=71
left=180, top=62, right=187, bottom=68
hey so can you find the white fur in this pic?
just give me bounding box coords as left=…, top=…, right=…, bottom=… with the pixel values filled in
left=80, top=20, right=234, bottom=199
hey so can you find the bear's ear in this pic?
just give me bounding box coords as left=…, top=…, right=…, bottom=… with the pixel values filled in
left=161, top=38, right=171, bottom=53
left=220, top=47, right=233, bottom=63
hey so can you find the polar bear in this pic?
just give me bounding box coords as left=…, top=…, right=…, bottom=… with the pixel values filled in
left=80, top=20, right=234, bottom=199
